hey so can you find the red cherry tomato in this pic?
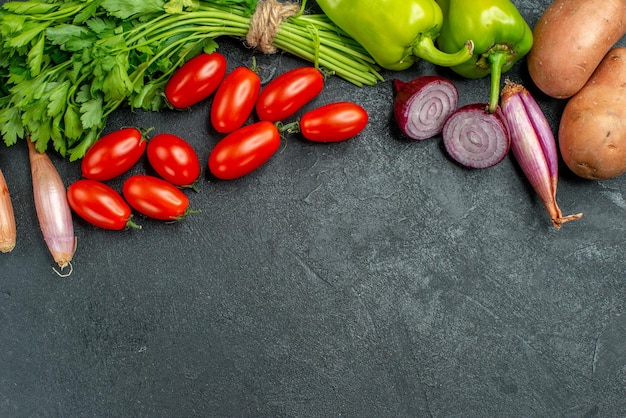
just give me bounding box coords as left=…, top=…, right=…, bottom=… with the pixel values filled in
left=208, top=121, right=281, bottom=180
left=299, top=102, right=369, bottom=142
left=256, top=67, right=324, bottom=122
left=165, top=52, right=227, bottom=109
left=81, top=127, right=146, bottom=181
left=147, top=133, right=201, bottom=188
left=211, top=67, right=261, bottom=133
left=122, top=175, right=190, bottom=221
left=67, top=179, right=139, bottom=230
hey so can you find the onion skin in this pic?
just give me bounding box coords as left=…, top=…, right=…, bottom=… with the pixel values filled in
left=442, top=103, right=510, bottom=169
left=0, top=167, right=16, bottom=253
left=27, top=140, right=76, bottom=269
left=393, top=76, right=458, bottom=140
left=500, top=81, right=582, bottom=229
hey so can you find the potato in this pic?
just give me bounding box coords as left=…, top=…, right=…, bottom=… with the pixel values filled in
left=527, top=0, right=626, bottom=99
left=558, top=48, right=626, bottom=180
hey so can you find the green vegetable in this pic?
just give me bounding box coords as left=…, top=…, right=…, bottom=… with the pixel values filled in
left=435, top=0, right=533, bottom=113
left=0, top=0, right=383, bottom=160
left=315, top=0, right=474, bottom=71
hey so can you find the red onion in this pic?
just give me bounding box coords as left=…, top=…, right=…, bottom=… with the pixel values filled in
left=28, top=140, right=76, bottom=272
left=393, top=76, right=458, bottom=140
left=0, top=167, right=16, bottom=253
left=442, top=103, right=510, bottom=169
left=500, top=81, right=582, bottom=228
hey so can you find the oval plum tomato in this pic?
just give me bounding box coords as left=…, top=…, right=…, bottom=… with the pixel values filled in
left=123, top=175, right=191, bottom=221
left=67, top=179, right=140, bottom=230
left=256, top=67, right=324, bottom=122
left=165, top=52, right=227, bottom=109
left=299, top=102, right=369, bottom=142
left=81, top=127, right=146, bottom=181
left=208, top=121, right=281, bottom=180
left=147, top=133, right=201, bottom=188
left=211, top=66, right=261, bottom=133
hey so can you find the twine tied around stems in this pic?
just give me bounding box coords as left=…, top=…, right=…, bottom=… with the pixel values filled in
left=246, top=0, right=300, bottom=53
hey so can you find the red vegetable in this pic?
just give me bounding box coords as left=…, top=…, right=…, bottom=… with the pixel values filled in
left=256, top=67, right=325, bottom=122
left=211, top=66, right=261, bottom=133
left=208, top=121, right=281, bottom=180
left=165, top=52, right=227, bottom=109
left=298, top=102, right=368, bottom=142
left=122, top=175, right=192, bottom=221
left=500, top=81, right=582, bottom=228
left=27, top=140, right=76, bottom=271
left=81, top=127, right=147, bottom=181
left=0, top=167, right=16, bottom=253
left=147, top=133, right=201, bottom=189
left=393, top=76, right=459, bottom=140
left=442, top=103, right=510, bottom=169
left=67, top=179, right=141, bottom=230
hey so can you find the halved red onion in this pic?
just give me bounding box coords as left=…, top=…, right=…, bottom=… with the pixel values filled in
left=442, top=103, right=510, bottom=169
left=393, top=76, right=458, bottom=140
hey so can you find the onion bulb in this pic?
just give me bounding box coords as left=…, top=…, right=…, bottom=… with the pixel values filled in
left=500, top=81, right=582, bottom=228
left=393, top=76, right=458, bottom=140
left=0, top=167, right=16, bottom=253
left=27, top=139, right=76, bottom=271
left=442, top=103, right=511, bottom=169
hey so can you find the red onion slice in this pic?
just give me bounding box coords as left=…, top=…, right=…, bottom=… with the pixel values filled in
left=393, top=76, right=459, bottom=140
left=442, top=103, right=510, bottom=169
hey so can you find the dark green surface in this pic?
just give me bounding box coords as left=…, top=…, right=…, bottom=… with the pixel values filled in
left=2, top=1, right=625, bottom=416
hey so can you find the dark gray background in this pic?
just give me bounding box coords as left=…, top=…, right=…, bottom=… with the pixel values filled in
left=2, top=0, right=625, bottom=416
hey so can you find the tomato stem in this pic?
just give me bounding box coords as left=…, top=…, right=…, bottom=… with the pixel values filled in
left=125, top=217, right=143, bottom=230
left=277, top=121, right=301, bottom=135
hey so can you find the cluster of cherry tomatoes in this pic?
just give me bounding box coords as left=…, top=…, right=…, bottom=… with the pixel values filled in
left=66, top=52, right=369, bottom=230
left=67, top=128, right=199, bottom=230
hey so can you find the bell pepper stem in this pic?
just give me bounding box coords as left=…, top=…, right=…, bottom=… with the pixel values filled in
left=487, top=50, right=508, bottom=114
left=412, top=37, right=474, bottom=67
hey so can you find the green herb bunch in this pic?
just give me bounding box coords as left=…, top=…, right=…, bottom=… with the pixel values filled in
left=0, top=0, right=382, bottom=160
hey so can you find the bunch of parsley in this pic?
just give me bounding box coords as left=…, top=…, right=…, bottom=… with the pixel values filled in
left=0, top=0, right=381, bottom=160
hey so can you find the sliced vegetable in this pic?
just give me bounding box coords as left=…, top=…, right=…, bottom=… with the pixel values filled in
left=291, top=102, right=369, bottom=143
left=67, top=180, right=141, bottom=231
left=256, top=67, right=325, bottom=122
left=122, top=175, right=193, bottom=221
left=500, top=81, right=582, bottom=229
left=81, top=128, right=147, bottom=181
left=165, top=52, right=227, bottom=109
left=27, top=140, right=76, bottom=271
left=147, top=133, right=201, bottom=189
left=393, top=76, right=458, bottom=141
left=442, top=103, right=510, bottom=169
left=0, top=167, right=16, bottom=253
left=316, top=0, right=474, bottom=70
left=209, top=121, right=281, bottom=180
left=211, top=66, right=261, bottom=133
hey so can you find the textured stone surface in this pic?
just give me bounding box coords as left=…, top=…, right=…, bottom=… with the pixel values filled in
left=1, top=1, right=625, bottom=416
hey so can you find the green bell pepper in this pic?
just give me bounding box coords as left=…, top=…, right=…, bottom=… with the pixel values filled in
left=315, top=0, right=474, bottom=71
left=435, top=0, right=532, bottom=113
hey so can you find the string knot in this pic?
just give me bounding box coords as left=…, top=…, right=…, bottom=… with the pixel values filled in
left=246, top=0, right=299, bottom=54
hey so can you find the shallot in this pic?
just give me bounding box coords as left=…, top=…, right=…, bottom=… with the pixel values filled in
left=393, top=76, right=458, bottom=140
left=500, top=81, right=582, bottom=228
left=442, top=103, right=510, bottom=169
left=28, top=139, right=76, bottom=271
left=0, top=167, right=16, bottom=253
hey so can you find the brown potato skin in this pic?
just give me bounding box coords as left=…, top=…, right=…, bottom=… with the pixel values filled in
left=558, top=48, right=626, bottom=180
left=528, top=0, right=626, bottom=99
